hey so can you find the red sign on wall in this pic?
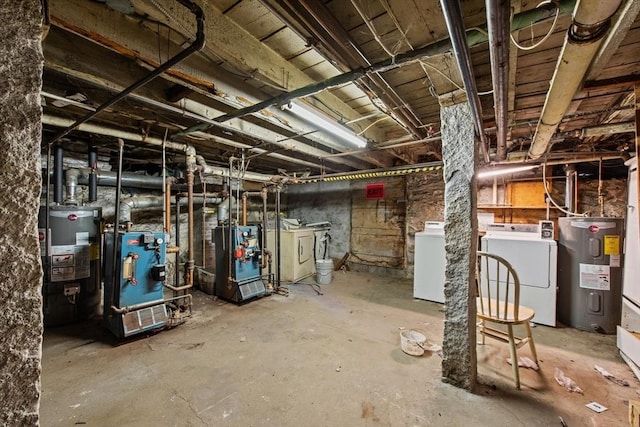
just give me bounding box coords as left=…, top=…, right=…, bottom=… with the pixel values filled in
left=365, top=183, right=385, bottom=199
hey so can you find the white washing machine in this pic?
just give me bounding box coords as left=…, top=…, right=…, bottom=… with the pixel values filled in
left=481, top=223, right=558, bottom=327
left=414, top=222, right=446, bottom=303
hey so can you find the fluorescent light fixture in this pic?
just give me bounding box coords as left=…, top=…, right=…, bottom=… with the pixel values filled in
left=477, top=164, right=538, bottom=179
left=284, top=102, right=367, bottom=148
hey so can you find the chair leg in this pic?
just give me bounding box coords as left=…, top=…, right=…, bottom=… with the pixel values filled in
left=507, top=325, right=520, bottom=389
left=524, top=321, right=538, bottom=366
left=480, top=319, right=485, bottom=345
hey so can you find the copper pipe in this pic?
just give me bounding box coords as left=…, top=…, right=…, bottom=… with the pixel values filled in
left=167, top=247, right=180, bottom=254
left=164, top=178, right=173, bottom=235
left=164, top=280, right=194, bottom=292
left=242, top=192, right=248, bottom=226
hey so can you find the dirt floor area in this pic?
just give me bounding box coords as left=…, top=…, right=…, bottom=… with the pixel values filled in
left=41, top=270, right=639, bottom=426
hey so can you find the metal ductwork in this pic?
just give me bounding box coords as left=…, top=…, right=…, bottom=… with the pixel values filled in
left=564, top=164, right=577, bottom=213
left=119, top=195, right=165, bottom=224
left=54, top=145, right=64, bottom=203
left=118, top=195, right=223, bottom=223
left=64, top=168, right=166, bottom=204
left=485, top=0, right=510, bottom=161
left=88, top=145, right=98, bottom=202
left=439, top=0, right=490, bottom=163
left=528, top=0, right=622, bottom=159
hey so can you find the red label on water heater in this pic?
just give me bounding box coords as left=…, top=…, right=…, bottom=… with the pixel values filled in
left=589, top=225, right=599, bottom=233
left=127, top=239, right=140, bottom=245
left=68, top=214, right=78, bottom=221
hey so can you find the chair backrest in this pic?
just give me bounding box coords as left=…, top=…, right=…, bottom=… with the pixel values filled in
left=476, top=251, right=521, bottom=321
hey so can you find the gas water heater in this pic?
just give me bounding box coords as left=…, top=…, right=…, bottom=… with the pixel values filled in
left=39, top=206, right=102, bottom=326
left=103, top=230, right=168, bottom=338
left=558, top=217, right=624, bottom=333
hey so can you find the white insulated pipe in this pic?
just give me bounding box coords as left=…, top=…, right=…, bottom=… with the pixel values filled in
left=42, top=114, right=189, bottom=152
left=195, top=155, right=274, bottom=183
left=528, top=0, right=622, bottom=159
left=118, top=195, right=224, bottom=223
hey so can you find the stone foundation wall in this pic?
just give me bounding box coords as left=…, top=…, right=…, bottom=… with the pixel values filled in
left=0, top=2, right=44, bottom=424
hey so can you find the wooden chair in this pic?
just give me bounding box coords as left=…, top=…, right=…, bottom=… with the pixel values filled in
left=476, top=251, right=538, bottom=389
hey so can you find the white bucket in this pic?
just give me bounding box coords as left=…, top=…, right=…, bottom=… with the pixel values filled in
left=400, top=330, right=427, bottom=356
left=316, top=259, right=334, bottom=285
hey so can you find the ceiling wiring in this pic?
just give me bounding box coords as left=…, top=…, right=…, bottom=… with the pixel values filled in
left=510, top=0, right=561, bottom=51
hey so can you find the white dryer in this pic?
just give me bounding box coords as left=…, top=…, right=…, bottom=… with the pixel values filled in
left=481, top=223, right=558, bottom=327
left=414, top=222, right=446, bottom=303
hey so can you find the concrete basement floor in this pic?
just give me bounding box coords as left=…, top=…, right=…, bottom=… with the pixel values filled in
left=41, top=271, right=639, bottom=426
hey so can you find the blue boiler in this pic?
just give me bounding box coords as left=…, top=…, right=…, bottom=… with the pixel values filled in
left=213, top=225, right=266, bottom=303
left=104, top=231, right=168, bottom=338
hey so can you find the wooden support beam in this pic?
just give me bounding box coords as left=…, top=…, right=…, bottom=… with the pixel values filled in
left=42, top=25, right=383, bottom=170
left=165, top=84, right=194, bottom=103
left=176, top=0, right=577, bottom=137
left=128, top=0, right=386, bottom=141
left=581, top=121, right=635, bottom=137
left=583, top=75, right=640, bottom=91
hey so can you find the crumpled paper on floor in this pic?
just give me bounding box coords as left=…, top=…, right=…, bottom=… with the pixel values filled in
left=423, top=343, right=442, bottom=358
left=594, top=364, right=629, bottom=387
left=507, top=356, right=539, bottom=371
left=554, top=368, right=583, bottom=394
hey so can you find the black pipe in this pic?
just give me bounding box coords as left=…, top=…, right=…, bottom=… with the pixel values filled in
left=109, top=138, right=125, bottom=312
left=53, top=145, right=63, bottom=203
left=440, top=0, right=489, bottom=162
left=45, top=0, right=205, bottom=147
left=88, top=145, right=98, bottom=202
left=174, top=1, right=575, bottom=138
left=44, top=145, right=52, bottom=278
left=275, top=186, right=281, bottom=289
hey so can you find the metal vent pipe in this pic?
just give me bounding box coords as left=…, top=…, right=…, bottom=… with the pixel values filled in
left=564, top=164, right=577, bottom=213
left=88, top=145, right=98, bottom=202
left=485, top=0, right=510, bottom=160
left=53, top=145, right=63, bottom=203
left=440, top=0, right=490, bottom=162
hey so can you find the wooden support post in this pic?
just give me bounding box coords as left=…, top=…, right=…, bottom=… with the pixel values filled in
left=630, top=399, right=640, bottom=427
